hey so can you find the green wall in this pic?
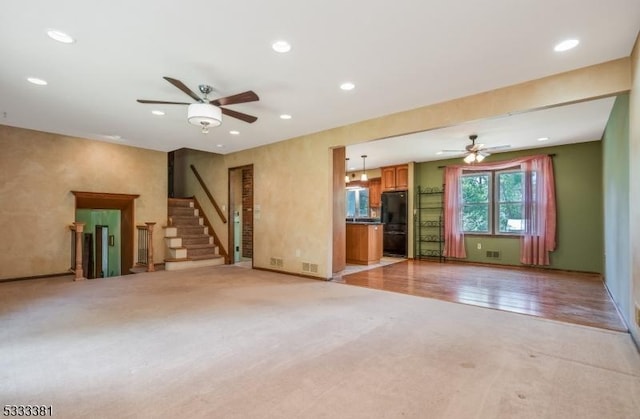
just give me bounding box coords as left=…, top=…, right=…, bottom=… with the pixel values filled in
left=75, top=209, right=121, bottom=277
left=414, top=141, right=604, bottom=273
left=602, top=94, right=631, bottom=323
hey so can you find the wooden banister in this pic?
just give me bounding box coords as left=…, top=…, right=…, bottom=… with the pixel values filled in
left=136, top=223, right=156, bottom=272
left=190, top=164, right=227, bottom=224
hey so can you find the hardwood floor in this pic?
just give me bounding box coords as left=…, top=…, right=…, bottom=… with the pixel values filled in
left=334, top=260, right=626, bottom=332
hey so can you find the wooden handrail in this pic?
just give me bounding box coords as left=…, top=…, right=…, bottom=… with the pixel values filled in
left=190, top=164, right=227, bottom=224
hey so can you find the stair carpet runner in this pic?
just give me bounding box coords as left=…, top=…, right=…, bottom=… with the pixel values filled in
left=164, top=198, right=224, bottom=271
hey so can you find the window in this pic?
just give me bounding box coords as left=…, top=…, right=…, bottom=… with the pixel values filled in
left=461, top=169, right=529, bottom=235
left=461, top=173, right=490, bottom=233
left=346, top=187, right=369, bottom=218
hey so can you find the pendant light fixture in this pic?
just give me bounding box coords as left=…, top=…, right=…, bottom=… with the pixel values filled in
left=345, top=157, right=350, bottom=183
left=360, top=155, right=368, bottom=182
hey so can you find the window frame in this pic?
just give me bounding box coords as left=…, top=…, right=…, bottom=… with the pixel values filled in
left=460, top=171, right=492, bottom=234
left=460, top=166, right=524, bottom=237
left=345, top=187, right=370, bottom=218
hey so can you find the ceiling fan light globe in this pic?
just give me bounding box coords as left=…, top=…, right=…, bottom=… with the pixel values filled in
left=475, top=154, right=486, bottom=162
left=464, top=153, right=476, bottom=164
left=188, top=103, right=222, bottom=128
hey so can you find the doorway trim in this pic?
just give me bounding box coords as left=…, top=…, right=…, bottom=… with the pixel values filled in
left=72, top=191, right=139, bottom=275
left=227, top=165, right=253, bottom=267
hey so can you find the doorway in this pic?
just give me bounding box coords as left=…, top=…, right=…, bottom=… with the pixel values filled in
left=228, top=165, right=253, bottom=267
left=72, top=191, right=138, bottom=276
left=76, top=209, right=121, bottom=278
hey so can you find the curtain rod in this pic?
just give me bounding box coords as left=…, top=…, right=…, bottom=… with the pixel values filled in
left=436, top=153, right=556, bottom=169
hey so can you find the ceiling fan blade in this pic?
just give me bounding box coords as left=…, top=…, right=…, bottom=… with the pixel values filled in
left=163, top=77, right=202, bottom=102
left=484, top=145, right=511, bottom=151
left=478, top=150, right=491, bottom=157
left=210, top=90, right=259, bottom=106
left=221, top=107, right=258, bottom=123
left=137, top=99, right=191, bottom=105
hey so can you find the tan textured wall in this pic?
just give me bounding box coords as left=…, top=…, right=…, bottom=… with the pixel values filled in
left=0, top=125, right=167, bottom=279
left=629, top=34, right=640, bottom=341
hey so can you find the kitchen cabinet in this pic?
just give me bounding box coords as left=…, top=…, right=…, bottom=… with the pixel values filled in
left=369, top=178, right=381, bottom=208
left=381, top=164, right=409, bottom=191
left=346, top=223, right=383, bottom=265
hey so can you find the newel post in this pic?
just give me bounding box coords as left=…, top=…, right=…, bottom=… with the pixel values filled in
left=73, top=222, right=86, bottom=281
left=145, top=222, right=156, bottom=272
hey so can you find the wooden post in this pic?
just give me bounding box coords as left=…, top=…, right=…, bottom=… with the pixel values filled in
left=73, top=222, right=86, bottom=281
left=145, top=222, right=156, bottom=272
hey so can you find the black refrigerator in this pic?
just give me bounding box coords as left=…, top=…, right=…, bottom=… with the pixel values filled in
left=381, top=191, right=407, bottom=257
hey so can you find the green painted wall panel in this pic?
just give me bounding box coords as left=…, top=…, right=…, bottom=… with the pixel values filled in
left=602, top=93, right=630, bottom=323
left=414, top=141, right=604, bottom=273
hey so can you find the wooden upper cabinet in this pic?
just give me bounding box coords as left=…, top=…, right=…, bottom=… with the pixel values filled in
left=396, top=165, right=408, bottom=189
left=369, top=178, right=382, bottom=207
left=381, top=167, right=396, bottom=191
left=381, top=164, right=408, bottom=191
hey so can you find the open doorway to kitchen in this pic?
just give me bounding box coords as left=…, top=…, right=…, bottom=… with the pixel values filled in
left=228, top=165, right=253, bottom=268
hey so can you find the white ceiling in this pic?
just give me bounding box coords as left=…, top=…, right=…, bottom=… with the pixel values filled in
left=1, top=1, right=638, bottom=161
left=347, top=97, right=616, bottom=169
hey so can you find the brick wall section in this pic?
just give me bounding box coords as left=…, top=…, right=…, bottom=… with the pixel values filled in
left=242, top=168, right=253, bottom=258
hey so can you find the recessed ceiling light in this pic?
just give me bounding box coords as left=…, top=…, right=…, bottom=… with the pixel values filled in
left=216, top=144, right=224, bottom=148
left=280, top=114, right=292, bottom=120
left=27, top=77, right=47, bottom=86
left=272, top=40, right=291, bottom=53
left=105, top=134, right=122, bottom=140
left=436, top=151, right=444, bottom=155
left=554, top=39, right=579, bottom=52
left=340, top=82, right=355, bottom=91
left=47, top=29, right=75, bottom=44
left=229, top=130, right=240, bottom=135
left=151, top=110, right=165, bottom=116
left=537, top=137, right=550, bottom=142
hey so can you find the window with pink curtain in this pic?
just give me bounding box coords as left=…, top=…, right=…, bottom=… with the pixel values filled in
left=443, top=155, right=556, bottom=265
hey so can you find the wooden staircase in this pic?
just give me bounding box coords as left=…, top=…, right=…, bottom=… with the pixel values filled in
left=164, top=198, right=224, bottom=270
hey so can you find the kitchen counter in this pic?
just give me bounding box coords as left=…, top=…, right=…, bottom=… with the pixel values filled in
left=346, top=221, right=384, bottom=225
left=346, top=222, right=383, bottom=265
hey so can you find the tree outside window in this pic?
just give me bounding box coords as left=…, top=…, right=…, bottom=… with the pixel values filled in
left=461, top=173, right=490, bottom=233
left=461, top=169, right=530, bottom=235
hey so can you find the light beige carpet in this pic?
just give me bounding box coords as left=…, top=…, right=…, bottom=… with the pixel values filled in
left=1, top=266, right=639, bottom=419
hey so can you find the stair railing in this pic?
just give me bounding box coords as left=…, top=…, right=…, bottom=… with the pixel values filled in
left=190, top=164, right=227, bottom=224
left=136, top=222, right=156, bottom=272
left=69, top=222, right=86, bottom=281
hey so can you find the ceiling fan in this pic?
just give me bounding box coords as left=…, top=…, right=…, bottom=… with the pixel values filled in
left=441, top=134, right=510, bottom=163
left=137, top=77, right=259, bottom=133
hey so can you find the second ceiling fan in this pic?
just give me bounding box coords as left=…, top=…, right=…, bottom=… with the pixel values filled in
left=441, top=134, right=510, bottom=163
left=137, top=77, right=259, bottom=133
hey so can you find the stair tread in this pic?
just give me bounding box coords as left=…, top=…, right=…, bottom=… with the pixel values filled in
left=164, top=255, right=222, bottom=262
left=184, top=243, right=217, bottom=249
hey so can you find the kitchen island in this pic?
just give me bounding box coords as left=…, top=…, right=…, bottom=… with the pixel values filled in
left=346, top=221, right=383, bottom=265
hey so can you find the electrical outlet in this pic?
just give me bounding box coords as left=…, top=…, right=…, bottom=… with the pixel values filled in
left=477, top=243, right=482, bottom=250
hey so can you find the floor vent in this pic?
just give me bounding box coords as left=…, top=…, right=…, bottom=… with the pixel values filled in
left=486, top=251, right=501, bottom=259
